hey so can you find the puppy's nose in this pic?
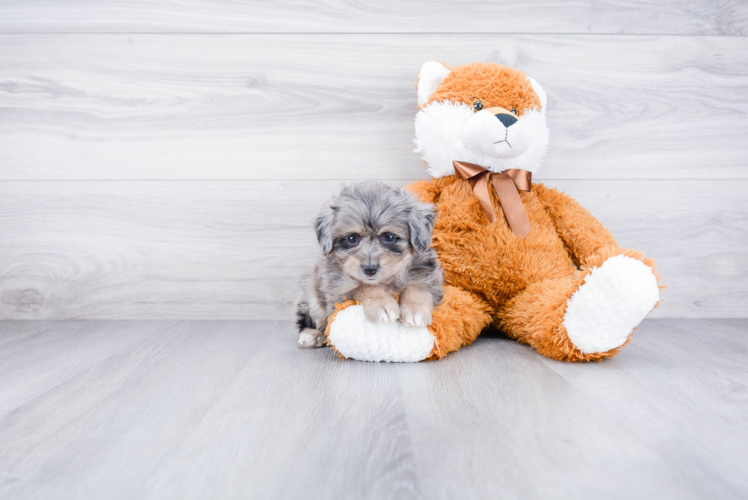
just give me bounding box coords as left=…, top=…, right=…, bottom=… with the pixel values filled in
left=362, top=264, right=379, bottom=277
left=495, top=113, right=518, bottom=128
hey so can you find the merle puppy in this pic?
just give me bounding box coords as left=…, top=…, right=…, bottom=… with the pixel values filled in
left=296, top=181, right=444, bottom=348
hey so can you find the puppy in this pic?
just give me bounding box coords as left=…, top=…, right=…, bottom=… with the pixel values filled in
left=296, top=181, right=444, bottom=348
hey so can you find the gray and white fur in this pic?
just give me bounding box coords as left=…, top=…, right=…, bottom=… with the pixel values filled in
left=296, top=181, right=444, bottom=348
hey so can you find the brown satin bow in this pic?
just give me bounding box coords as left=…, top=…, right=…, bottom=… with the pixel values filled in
left=452, top=161, right=533, bottom=237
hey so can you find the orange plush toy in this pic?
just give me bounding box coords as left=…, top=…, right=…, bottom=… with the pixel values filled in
left=327, top=61, right=661, bottom=362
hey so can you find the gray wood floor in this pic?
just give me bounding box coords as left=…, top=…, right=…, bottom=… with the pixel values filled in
left=1, top=319, right=746, bottom=499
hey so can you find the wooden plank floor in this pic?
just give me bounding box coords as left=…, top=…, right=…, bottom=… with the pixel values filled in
left=0, top=319, right=745, bottom=499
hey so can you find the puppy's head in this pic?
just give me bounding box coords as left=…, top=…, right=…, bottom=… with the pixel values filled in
left=315, top=182, right=435, bottom=285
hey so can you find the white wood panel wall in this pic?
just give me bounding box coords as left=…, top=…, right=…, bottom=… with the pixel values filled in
left=0, top=2, right=746, bottom=319
left=2, top=1, right=747, bottom=34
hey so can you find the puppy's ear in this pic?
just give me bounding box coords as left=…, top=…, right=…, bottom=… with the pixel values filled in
left=408, top=201, right=436, bottom=252
left=315, top=204, right=336, bottom=255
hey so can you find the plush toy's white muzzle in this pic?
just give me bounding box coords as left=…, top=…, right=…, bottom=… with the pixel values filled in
left=463, top=109, right=531, bottom=159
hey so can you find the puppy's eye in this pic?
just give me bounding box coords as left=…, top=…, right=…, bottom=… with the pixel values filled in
left=511, top=106, right=518, bottom=115
left=473, top=100, right=484, bottom=111
left=380, top=233, right=398, bottom=245
left=345, top=234, right=359, bottom=246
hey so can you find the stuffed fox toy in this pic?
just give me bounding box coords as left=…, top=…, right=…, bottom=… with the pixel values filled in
left=326, top=61, right=662, bottom=362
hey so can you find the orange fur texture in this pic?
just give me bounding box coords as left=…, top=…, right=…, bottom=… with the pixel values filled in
left=409, top=177, right=662, bottom=362
left=423, top=62, right=542, bottom=114
left=330, top=62, right=661, bottom=362
left=409, top=62, right=661, bottom=362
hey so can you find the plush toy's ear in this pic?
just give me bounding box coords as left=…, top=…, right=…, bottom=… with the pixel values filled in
left=417, top=61, right=451, bottom=106
left=527, top=77, right=548, bottom=111
left=408, top=201, right=437, bottom=252
left=315, top=204, right=336, bottom=255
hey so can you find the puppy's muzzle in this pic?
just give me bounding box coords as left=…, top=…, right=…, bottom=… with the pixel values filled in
left=362, top=264, right=379, bottom=277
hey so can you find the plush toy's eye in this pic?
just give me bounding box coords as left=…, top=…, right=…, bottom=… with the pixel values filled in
left=511, top=106, right=518, bottom=115
left=473, top=100, right=484, bottom=111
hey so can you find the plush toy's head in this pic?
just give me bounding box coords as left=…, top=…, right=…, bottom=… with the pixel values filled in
left=414, top=61, right=549, bottom=178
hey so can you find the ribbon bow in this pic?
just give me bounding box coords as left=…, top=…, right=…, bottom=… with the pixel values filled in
left=452, top=161, right=533, bottom=237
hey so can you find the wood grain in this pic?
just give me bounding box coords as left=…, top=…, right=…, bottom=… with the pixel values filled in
left=1, top=35, right=746, bottom=181
left=539, top=319, right=748, bottom=498
left=397, top=330, right=706, bottom=499
left=0, top=321, right=273, bottom=499
left=0, top=1, right=746, bottom=35
left=0, top=179, right=744, bottom=320
left=0, top=321, right=167, bottom=410
left=0, top=319, right=746, bottom=498
left=0, top=321, right=420, bottom=499
left=143, top=322, right=419, bottom=500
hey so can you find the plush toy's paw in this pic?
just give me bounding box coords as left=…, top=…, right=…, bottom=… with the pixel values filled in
left=297, top=328, right=326, bottom=348
left=563, top=255, right=660, bottom=354
left=328, top=304, right=435, bottom=363
left=362, top=295, right=400, bottom=323
left=399, top=299, right=433, bottom=328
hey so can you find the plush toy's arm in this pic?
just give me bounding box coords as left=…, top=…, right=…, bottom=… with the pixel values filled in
left=404, top=176, right=457, bottom=204
left=534, top=183, right=620, bottom=267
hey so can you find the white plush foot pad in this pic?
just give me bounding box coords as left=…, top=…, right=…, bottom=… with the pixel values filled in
left=564, top=255, right=660, bottom=354
left=328, top=305, right=434, bottom=362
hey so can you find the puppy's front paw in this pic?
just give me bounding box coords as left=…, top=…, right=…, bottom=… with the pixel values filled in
left=298, top=328, right=326, bottom=348
left=362, top=295, right=400, bottom=323
left=399, top=299, right=433, bottom=328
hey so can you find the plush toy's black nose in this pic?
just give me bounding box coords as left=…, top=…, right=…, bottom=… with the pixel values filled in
left=362, top=264, right=379, bottom=277
left=495, top=113, right=518, bottom=127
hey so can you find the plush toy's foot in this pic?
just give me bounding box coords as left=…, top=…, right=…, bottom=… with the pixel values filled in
left=297, top=328, right=326, bottom=348
left=563, top=255, right=660, bottom=354
left=327, top=303, right=434, bottom=362
left=325, top=286, right=492, bottom=362
left=501, top=250, right=661, bottom=361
